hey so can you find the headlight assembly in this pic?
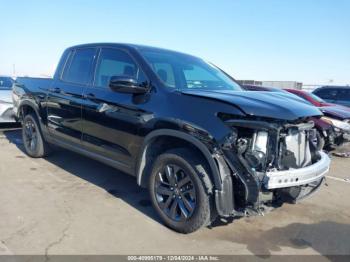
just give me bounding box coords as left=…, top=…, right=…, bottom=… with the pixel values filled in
left=321, top=117, right=350, bottom=133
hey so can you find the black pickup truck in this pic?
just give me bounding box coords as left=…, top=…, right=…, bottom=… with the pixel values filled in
left=13, top=43, right=331, bottom=233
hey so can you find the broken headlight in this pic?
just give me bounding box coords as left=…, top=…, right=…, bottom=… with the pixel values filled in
left=245, top=131, right=268, bottom=170
left=321, top=116, right=350, bottom=133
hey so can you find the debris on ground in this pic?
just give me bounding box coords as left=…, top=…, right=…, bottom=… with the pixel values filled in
left=332, top=152, right=350, bottom=158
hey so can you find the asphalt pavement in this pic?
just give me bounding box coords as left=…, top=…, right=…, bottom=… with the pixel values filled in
left=0, top=128, right=349, bottom=256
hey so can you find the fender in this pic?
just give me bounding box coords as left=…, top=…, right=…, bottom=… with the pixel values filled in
left=18, top=99, right=40, bottom=120
left=18, top=99, right=50, bottom=139
left=136, top=128, right=223, bottom=191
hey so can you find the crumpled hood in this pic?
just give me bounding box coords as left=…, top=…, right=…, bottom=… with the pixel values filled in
left=181, top=90, right=322, bottom=121
left=0, top=90, right=13, bottom=103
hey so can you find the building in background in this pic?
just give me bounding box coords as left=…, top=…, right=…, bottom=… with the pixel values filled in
left=237, top=80, right=263, bottom=86
left=238, top=80, right=303, bottom=90
left=261, top=81, right=303, bottom=90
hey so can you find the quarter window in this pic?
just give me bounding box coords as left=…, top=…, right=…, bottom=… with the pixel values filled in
left=62, top=48, right=96, bottom=85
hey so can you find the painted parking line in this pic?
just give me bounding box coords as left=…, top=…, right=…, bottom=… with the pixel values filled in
left=326, top=176, right=350, bottom=184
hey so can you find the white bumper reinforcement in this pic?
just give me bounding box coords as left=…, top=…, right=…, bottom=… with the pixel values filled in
left=264, top=151, right=330, bottom=189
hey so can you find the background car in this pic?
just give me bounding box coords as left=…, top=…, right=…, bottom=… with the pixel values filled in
left=243, top=84, right=291, bottom=93
left=313, top=86, right=350, bottom=107
left=0, top=76, right=16, bottom=123
left=243, top=84, right=310, bottom=102
left=285, top=88, right=350, bottom=149
left=242, top=85, right=335, bottom=150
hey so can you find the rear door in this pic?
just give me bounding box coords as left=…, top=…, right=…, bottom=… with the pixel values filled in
left=47, top=48, right=97, bottom=144
left=81, top=47, right=150, bottom=173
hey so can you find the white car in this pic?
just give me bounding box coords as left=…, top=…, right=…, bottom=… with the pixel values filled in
left=0, top=76, right=16, bottom=123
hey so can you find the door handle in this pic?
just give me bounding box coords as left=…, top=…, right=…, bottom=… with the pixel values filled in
left=97, top=103, right=112, bottom=113
left=49, top=87, right=61, bottom=93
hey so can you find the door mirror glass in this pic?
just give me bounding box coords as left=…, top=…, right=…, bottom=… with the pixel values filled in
left=109, top=76, right=148, bottom=94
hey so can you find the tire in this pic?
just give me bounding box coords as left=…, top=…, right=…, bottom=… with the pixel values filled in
left=22, top=113, right=51, bottom=158
left=149, top=148, right=215, bottom=233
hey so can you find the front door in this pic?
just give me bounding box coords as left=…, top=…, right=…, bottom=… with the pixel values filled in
left=81, top=47, right=150, bottom=173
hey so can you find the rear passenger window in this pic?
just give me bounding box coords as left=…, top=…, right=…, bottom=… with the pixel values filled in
left=94, top=48, right=146, bottom=88
left=62, top=48, right=96, bottom=85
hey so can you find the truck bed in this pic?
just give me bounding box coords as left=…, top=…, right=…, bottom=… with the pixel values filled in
left=12, top=77, right=53, bottom=117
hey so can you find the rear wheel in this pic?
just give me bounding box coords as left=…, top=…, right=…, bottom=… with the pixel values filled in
left=149, top=148, right=214, bottom=233
left=22, top=113, right=51, bottom=158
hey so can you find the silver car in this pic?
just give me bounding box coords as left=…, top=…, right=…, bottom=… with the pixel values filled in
left=0, top=76, right=16, bottom=123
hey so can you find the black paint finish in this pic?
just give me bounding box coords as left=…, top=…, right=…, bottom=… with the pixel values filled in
left=13, top=43, right=324, bottom=215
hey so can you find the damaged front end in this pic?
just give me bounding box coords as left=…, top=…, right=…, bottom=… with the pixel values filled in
left=324, top=118, right=350, bottom=149
left=214, top=115, right=330, bottom=217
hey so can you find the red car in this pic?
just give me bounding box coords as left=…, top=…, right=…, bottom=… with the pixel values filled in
left=285, top=89, right=350, bottom=115
left=243, top=85, right=333, bottom=150
left=285, top=89, right=350, bottom=149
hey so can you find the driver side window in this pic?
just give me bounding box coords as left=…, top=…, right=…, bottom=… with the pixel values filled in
left=94, top=48, right=146, bottom=88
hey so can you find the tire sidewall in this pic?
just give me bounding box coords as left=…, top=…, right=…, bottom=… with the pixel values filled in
left=22, top=114, right=45, bottom=158
left=149, top=152, right=211, bottom=233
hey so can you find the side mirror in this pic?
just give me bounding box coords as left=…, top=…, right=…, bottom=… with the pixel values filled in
left=109, top=76, right=148, bottom=94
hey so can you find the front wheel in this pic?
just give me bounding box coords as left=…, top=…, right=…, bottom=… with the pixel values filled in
left=149, top=148, right=214, bottom=233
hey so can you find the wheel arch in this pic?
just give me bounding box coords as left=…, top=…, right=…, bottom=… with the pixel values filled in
left=136, top=129, right=222, bottom=192
left=18, top=100, right=50, bottom=139
left=18, top=100, right=40, bottom=120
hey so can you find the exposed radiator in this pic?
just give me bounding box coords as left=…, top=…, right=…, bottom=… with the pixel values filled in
left=279, top=129, right=313, bottom=169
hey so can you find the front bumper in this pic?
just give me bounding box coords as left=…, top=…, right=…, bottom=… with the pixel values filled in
left=264, top=151, right=330, bottom=189
left=343, top=133, right=350, bottom=141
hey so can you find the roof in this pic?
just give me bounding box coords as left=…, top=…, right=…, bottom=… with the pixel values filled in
left=318, top=85, right=350, bottom=89
left=66, top=43, right=197, bottom=58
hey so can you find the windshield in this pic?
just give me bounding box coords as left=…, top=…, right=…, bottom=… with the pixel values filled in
left=140, top=49, right=242, bottom=91
left=309, top=92, right=326, bottom=103
left=0, top=77, right=14, bottom=90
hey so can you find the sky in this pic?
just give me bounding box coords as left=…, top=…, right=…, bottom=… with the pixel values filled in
left=1, top=0, right=349, bottom=85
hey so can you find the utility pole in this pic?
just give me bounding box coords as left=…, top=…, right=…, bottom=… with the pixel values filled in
left=12, top=64, right=16, bottom=77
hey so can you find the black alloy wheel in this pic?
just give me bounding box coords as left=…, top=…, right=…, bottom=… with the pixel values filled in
left=23, top=117, right=38, bottom=153
left=22, top=113, right=51, bottom=158
left=154, top=164, right=197, bottom=222
left=149, top=148, right=214, bottom=233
